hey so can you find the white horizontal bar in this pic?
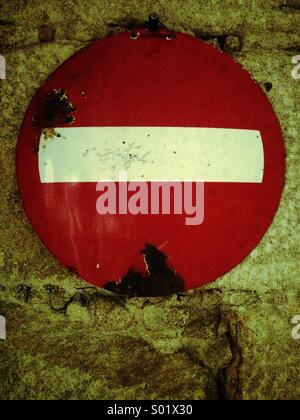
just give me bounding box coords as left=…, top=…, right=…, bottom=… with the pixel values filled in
left=39, top=127, right=264, bottom=183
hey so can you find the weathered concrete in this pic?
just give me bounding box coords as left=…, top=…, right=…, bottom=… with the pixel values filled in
left=0, top=0, right=299, bottom=400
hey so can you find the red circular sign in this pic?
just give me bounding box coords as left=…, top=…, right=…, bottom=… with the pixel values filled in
left=16, top=30, right=285, bottom=296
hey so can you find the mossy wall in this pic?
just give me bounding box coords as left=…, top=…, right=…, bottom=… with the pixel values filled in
left=0, top=0, right=299, bottom=400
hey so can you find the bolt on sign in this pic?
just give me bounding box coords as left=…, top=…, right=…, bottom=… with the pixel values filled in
left=16, top=26, right=285, bottom=297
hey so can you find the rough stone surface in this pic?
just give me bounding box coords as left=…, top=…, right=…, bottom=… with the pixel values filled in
left=0, top=0, right=299, bottom=400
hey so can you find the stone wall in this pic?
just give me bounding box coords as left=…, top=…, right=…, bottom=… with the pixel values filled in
left=0, top=0, right=299, bottom=400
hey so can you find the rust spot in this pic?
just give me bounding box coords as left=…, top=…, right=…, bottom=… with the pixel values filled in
left=34, top=89, right=76, bottom=130
left=33, top=89, right=76, bottom=150
left=104, top=244, right=185, bottom=297
left=42, top=128, right=59, bottom=139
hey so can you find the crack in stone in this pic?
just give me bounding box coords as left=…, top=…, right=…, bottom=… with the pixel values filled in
left=48, top=289, right=126, bottom=313
left=7, top=280, right=247, bottom=399
left=217, top=316, right=244, bottom=400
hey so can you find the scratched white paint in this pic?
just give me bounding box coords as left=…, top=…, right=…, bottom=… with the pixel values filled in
left=39, top=127, right=264, bottom=183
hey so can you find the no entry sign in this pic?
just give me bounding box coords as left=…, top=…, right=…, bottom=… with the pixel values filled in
left=16, top=29, right=285, bottom=296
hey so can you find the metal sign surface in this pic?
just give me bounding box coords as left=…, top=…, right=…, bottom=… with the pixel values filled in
left=16, top=30, right=285, bottom=296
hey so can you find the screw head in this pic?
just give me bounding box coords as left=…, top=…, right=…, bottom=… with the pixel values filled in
left=149, top=12, right=159, bottom=21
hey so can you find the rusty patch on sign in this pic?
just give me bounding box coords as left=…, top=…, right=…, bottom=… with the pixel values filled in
left=42, top=128, right=59, bottom=139
left=33, top=89, right=76, bottom=148
left=104, top=244, right=184, bottom=297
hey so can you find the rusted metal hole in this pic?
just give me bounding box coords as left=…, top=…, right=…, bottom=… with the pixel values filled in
left=104, top=244, right=184, bottom=297
left=264, top=82, right=273, bottom=92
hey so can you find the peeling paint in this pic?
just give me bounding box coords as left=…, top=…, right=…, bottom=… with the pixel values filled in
left=32, top=89, right=76, bottom=151
left=34, top=89, right=76, bottom=132
left=104, top=244, right=185, bottom=297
